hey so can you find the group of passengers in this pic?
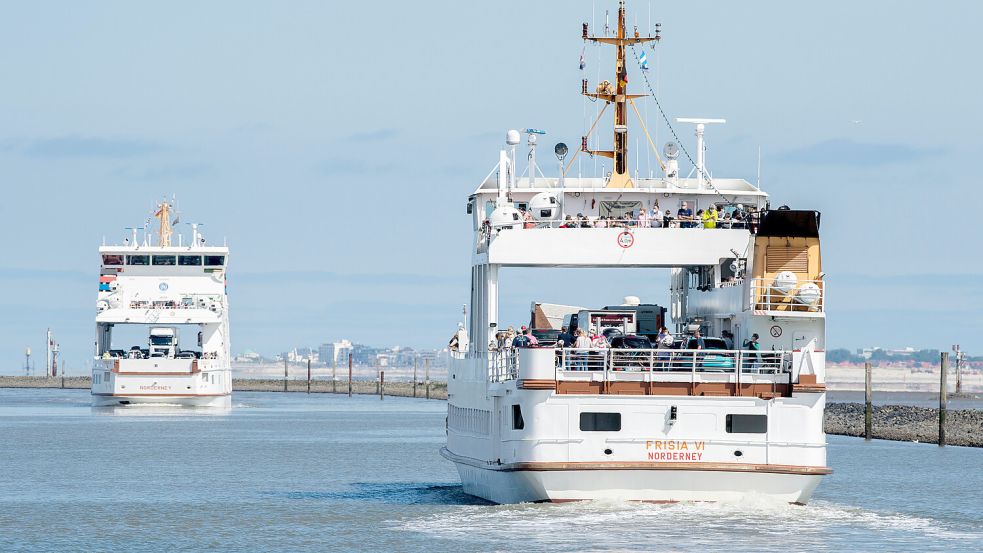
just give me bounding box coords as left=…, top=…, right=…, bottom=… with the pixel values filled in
left=528, top=203, right=759, bottom=230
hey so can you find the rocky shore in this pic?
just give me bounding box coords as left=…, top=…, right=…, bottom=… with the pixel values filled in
left=824, top=403, right=983, bottom=448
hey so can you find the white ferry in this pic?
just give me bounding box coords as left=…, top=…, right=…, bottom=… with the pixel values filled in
left=441, top=2, right=829, bottom=504
left=91, top=200, right=232, bottom=408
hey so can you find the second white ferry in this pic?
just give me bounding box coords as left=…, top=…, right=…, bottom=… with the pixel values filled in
left=442, top=2, right=829, bottom=503
left=91, top=200, right=233, bottom=407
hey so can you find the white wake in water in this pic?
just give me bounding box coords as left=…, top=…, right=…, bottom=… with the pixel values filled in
left=392, top=497, right=983, bottom=551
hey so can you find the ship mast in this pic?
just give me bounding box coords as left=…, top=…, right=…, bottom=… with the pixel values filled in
left=581, top=1, right=660, bottom=188
left=154, top=200, right=173, bottom=247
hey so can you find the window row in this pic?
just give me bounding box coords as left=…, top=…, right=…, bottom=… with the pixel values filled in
left=573, top=412, right=767, bottom=434
left=103, top=254, right=225, bottom=267
left=448, top=404, right=491, bottom=435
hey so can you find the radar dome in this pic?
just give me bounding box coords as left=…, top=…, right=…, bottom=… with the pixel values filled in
left=622, top=295, right=641, bottom=306
left=506, top=129, right=521, bottom=146
left=489, top=205, right=523, bottom=230
left=528, top=192, right=560, bottom=221
left=772, top=271, right=798, bottom=295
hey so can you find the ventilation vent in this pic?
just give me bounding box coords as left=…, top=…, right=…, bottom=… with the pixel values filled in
left=766, top=247, right=808, bottom=273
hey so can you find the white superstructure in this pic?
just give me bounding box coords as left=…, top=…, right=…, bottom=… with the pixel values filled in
left=442, top=2, right=829, bottom=504
left=91, top=201, right=232, bottom=407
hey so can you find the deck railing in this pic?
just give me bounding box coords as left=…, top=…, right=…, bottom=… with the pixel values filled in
left=487, top=347, right=790, bottom=384
left=557, top=348, right=790, bottom=375
left=750, top=278, right=824, bottom=312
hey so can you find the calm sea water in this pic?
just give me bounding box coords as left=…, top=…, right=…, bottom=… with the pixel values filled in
left=1, top=388, right=981, bottom=552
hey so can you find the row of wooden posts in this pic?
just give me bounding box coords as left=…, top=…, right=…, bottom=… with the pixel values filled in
left=864, top=351, right=951, bottom=447
left=288, top=353, right=433, bottom=399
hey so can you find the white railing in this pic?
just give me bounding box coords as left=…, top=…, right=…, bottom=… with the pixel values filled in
left=125, top=294, right=224, bottom=310
left=750, top=278, right=824, bottom=312
left=489, top=350, right=518, bottom=382
left=557, top=348, right=790, bottom=375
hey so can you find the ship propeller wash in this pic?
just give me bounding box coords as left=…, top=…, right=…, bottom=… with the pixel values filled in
left=91, top=200, right=232, bottom=407
left=442, top=2, right=830, bottom=504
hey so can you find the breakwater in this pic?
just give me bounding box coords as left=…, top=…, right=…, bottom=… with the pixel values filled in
left=0, top=376, right=447, bottom=400
left=2, top=377, right=980, bottom=446
left=825, top=403, right=983, bottom=448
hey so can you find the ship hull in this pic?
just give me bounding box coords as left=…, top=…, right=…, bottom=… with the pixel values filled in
left=92, top=393, right=231, bottom=408
left=442, top=448, right=825, bottom=504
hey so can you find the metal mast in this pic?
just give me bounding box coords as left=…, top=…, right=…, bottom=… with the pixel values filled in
left=581, top=1, right=660, bottom=188
left=154, top=200, right=174, bottom=247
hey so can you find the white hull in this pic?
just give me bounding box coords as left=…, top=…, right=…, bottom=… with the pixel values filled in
left=444, top=449, right=822, bottom=504
left=92, top=393, right=231, bottom=408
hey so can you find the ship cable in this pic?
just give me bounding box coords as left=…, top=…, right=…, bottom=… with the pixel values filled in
left=629, top=45, right=737, bottom=206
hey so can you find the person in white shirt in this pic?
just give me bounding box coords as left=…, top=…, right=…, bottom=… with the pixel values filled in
left=573, top=329, right=592, bottom=370
left=650, top=205, right=663, bottom=228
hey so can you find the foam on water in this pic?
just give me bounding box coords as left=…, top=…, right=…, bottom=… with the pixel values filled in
left=392, top=496, right=983, bottom=551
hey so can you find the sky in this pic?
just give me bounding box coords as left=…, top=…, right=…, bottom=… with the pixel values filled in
left=0, top=1, right=981, bottom=374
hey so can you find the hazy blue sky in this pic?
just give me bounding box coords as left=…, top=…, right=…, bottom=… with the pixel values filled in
left=1, top=1, right=980, bottom=373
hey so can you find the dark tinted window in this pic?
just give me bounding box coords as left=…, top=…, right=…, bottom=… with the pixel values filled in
left=726, top=414, right=767, bottom=434
left=687, top=338, right=728, bottom=350
left=102, top=254, right=123, bottom=266
left=152, top=256, right=176, bottom=266
left=126, top=255, right=149, bottom=266
left=580, top=412, right=621, bottom=432
left=512, top=405, right=524, bottom=430
left=612, top=336, right=652, bottom=349
left=204, top=255, right=225, bottom=266
left=178, top=255, right=202, bottom=266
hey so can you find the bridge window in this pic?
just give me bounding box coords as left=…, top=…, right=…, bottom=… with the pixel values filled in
left=580, top=412, right=621, bottom=432
left=512, top=405, right=524, bottom=430
left=102, top=254, right=124, bottom=266
left=126, top=255, right=149, bottom=266
left=152, top=256, right=176, bottom=266
left=726, top=414, right=767, bottom=434
left=204, top=255, right=225, bottom=266
left=178, top=255, right=202, bottom=266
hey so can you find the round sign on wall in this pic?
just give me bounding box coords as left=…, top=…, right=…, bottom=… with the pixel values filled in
left=159, top=282, right=169, bottom=292
left=617, top=231, right=634, bottom=249
left=770, top=325, right=783, bottom=338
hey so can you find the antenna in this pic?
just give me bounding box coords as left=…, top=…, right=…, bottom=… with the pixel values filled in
left=525, top=129, right=546, bottom=187
left=756, top=146, right=762, bottom=188
left=581, top=1, right=660, bottom=188
left=675, top=118, right=726, bottom=189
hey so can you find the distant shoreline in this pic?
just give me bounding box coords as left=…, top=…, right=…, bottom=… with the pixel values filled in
left=3, top=376, right=979, bottom=448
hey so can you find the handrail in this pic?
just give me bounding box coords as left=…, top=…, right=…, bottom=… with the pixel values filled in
left=556, top=348, right=790, bottom=375
left=750, top=278, right=824, bottom=312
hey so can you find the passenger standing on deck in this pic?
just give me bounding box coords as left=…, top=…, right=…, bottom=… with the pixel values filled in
left=574, top=329, right=592, bottom=370
left=557, top=326, right=574, bottom=348
left=744, top=333, right=761, bottom=368
left=650, top=205, right=663, bottom=228
left=678, top=202, right=693, bottom=228
left=692, top=329, right=706, bottom=350
left=521, top=325, right=539, bottom=346
left=702, top=206, right=717, bottom=229
left=637, top=208, right=649, bottom=228
left=695, top=209, right=705, bottom=228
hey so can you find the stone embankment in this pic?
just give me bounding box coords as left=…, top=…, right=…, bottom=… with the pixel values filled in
left=3, top=377, right=980, bottom=446
left=824, top=403, right=983, bottom=448
left=0, top=376, right=447, bottom=400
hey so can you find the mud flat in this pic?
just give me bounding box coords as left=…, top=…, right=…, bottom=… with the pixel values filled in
left=230, top=378, right=447, bottom=399
left=825, top=403, right=983, bottom=448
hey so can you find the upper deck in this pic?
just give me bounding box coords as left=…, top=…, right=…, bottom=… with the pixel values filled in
left=470, top=176, right=768, bottom=267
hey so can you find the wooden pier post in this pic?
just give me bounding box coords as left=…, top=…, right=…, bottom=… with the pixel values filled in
left=307, top=358, right=311, bottom=394
left=332, top=356, right=337, bottom=393
left=864, top=361, right=872, bottom=441
left=380, top=370, right=385, bottom=400
left=413, top=357, right=418, bottom=398
left=348, top=353, right=353, bottom=398
left=425, top=358, right=431, bottom=400
left=939, top=352, right=949, bottom=447
left=283, top=356, right=288, bottom=392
